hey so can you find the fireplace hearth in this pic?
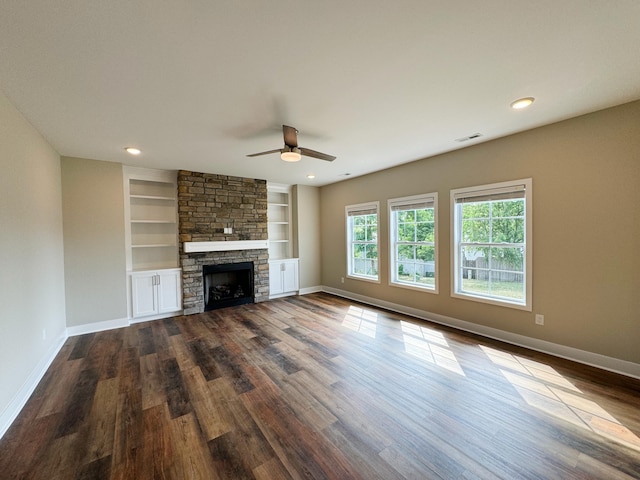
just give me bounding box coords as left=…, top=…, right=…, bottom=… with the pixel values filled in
left=203, top=262, right=254, bottom=311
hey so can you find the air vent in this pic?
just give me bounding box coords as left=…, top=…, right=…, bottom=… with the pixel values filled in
left=455, top=133, right=483, bottom=143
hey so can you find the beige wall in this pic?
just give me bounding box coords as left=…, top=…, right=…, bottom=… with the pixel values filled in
left=0, top=90, right=67, bottom=417
left=61, top=157, right=127, bottom=326
left=292, top=185, right=322, bottom=290
left=320, top=100, right=640, bottom=364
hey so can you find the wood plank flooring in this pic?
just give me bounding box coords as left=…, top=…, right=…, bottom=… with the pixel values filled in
left=1, top=292, right=639, bottom=479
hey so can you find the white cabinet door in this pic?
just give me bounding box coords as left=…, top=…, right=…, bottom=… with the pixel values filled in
left=282, top=260, right=299, bottom=293
left=269, top=259, right=299, bottom=297
left=269, top=262, right=284, bottom=296
left=131, top=268, right=182, bottom=318
left=132, top=272, right=157, bottom=317
left=157, top=269, right=182, bottom=313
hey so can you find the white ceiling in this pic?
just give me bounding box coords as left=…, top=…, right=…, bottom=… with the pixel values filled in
left=1, top=0, right=639, bottom=186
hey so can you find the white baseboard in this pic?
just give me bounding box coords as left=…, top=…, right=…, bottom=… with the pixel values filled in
left=0, top=330, right=68, bottom=439
left=66, top=317, right=130, bottom=336
left=298, top=285, right=323, bottom=295
left=129, top=311, right=183, bottom=325
left=320, top=286, right=640, bottom=380
left=67, top=311, right=183, bottom=334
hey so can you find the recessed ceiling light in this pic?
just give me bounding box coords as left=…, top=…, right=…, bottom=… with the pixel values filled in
left=510, top=97, right=535, bottom=110
left=307, top=174, right=316, bottom=179
left=125, top=147, right=142, bottom=155
left=455, top=133, right=483, bottom=143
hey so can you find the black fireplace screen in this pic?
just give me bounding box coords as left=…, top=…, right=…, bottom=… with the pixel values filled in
left=202, top=262, right=254, bottom=311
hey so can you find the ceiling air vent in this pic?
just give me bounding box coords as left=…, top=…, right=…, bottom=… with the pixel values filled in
left=455, top=133, right=483, bottom=143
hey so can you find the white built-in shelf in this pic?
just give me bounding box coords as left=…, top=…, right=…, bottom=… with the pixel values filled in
left=130, top=194, right=176, bottom=201
left=132, top=244, right=177, bottom=248
left=131, top=220, right=176, bottom=224
left=124, top=167, right=179, bottom=272
left=267, top=184, right=292, bottom=260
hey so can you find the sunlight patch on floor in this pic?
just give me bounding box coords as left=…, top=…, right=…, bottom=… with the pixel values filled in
left=481, top=345, right=640, bottom=451
left=341, top=306, right=378, bottom=338
left=401, top=322, right=465, bottom=376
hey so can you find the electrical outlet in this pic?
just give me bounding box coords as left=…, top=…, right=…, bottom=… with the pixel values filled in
left=535, top=314, right=544, bottom=326
left=341, top=277, right=345, bottom=283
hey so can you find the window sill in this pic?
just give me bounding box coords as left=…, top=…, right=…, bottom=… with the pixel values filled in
left=390, top=281, right=438, bottom=295
left=346, top=274, right=380, bottom=284
left=451, top=291, right=531, bottom=311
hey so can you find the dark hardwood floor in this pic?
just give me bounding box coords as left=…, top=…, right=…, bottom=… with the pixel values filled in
left=1, top=293, right=639, bottom=479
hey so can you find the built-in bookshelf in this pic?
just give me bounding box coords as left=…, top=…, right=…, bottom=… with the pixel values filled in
left=124, top=167, right=178, bottom=271
left=267, top=183, right=299, bottom=298
left=267, top=184, right=292, bottom=259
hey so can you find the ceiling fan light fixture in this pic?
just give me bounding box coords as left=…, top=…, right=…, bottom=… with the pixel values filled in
left=281, top=147, right=301, bottom=162
left=248, top=125, right=335, bottom=162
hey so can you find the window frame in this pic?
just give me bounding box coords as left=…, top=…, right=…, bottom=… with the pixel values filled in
left=450, top=178, right=532, bottom=311
left=345, top=201, right=380, bottom=283
left=388, top=193, right=439, bottom=294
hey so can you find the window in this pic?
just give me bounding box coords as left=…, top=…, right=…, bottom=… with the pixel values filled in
left=346, top=202, right=379, bottom=282
left=389, top=193, right=438, bottom=292
left=451, top=179, right=532, bottom=310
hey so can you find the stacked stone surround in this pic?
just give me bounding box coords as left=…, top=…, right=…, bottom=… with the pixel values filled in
left=177, top=170, right=269, bottom=314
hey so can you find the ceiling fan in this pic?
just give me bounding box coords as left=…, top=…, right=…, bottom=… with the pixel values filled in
left=247, top=125, right=336, bottom=162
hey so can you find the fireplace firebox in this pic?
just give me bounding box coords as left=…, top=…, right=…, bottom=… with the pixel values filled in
left=203, top=262, right=254, bottom=311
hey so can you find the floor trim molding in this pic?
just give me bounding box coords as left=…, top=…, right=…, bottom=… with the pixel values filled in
left=298, top=286, right=323, bottom=295
left=0, top=331, right=68, bottom=439
left=321, top=286, right=640, bottom=380
left=66, top=317, right=130, bottom=337
left=67, top=312, right=183, bottom=334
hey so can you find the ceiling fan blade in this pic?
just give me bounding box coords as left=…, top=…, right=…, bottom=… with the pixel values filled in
left=246, top=148, right=282, bottom=157
left=283, top=125, right=298, bottom=147
left=299, top=147, right=336, bottom=162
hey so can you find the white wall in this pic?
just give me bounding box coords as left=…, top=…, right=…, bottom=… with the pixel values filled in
left=0, top=90, right=67, bottom=433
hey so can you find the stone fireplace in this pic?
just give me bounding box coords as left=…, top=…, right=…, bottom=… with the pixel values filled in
left=178, top=171, right=269, bottom=314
